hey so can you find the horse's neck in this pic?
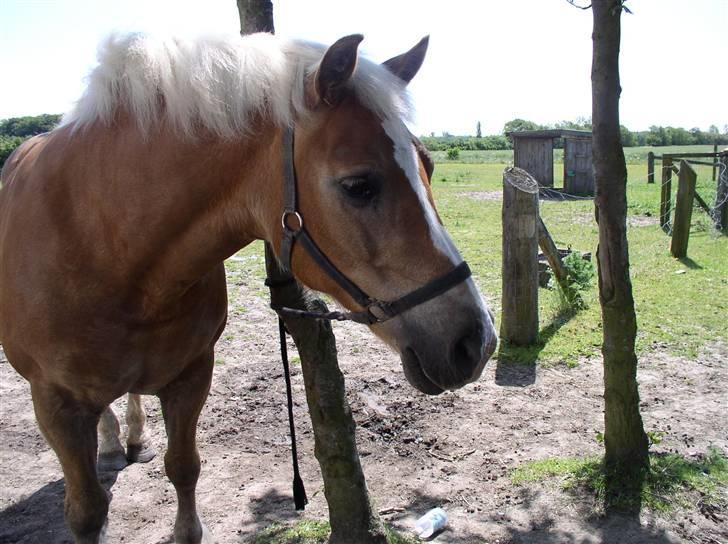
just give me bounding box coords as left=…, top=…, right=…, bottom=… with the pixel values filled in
left=70, top=121, right=282, bottom=310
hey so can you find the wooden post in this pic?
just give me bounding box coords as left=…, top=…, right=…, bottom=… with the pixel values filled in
left=647, top=151, right=655, bottom=184
left=712, top=144, right=718, bottom=181
left=501, top=167, right=539, bottom=346
left=670, top=160, right=697, bottom=258
left=714, top=153, right=728, bottom=233
left=659, top=156, right=673, bottom=232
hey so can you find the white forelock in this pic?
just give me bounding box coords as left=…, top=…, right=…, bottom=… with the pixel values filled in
left=62, top=32, right=414, bottom=138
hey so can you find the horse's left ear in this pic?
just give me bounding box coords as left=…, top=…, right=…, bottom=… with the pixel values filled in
left=382, top=36, right=429, bottom=84
left=313, top=34, right=364, bottom=107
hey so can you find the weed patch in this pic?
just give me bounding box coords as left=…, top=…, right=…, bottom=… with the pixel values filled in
left=510, top=447, right=728, bottom=514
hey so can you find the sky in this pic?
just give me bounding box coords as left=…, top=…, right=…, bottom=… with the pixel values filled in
left=1, top=0, right=726, bottom=137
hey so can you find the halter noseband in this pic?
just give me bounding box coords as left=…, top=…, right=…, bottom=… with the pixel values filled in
left=272, top=126, right=472, bottom=325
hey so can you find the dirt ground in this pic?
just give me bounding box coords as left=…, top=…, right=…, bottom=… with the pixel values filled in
left=0, top=276, right=726, bottom=544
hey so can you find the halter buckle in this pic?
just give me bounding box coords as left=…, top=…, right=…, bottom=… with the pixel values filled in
left=281, top=210, right=304, bottom=233
left=366, top=302, right=394, bottom=324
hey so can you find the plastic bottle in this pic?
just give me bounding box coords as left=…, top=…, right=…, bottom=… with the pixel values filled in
left=414, top=507, right=448, bottom=539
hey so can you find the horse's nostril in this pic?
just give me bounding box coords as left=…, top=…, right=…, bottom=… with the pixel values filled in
left=451, top=323, right=484, bottom=372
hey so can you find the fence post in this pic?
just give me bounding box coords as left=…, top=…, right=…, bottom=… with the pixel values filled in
left=712, top=144, right=718, bottom=181
left=501, top=167, right=539, bottom=346
left=660, top=156, right=673, bottom=232
left=714, top=153, right=728, bottom=234
left=670, top=160, right=697, bottom=258
left=647, top=151, right=655, bottom=184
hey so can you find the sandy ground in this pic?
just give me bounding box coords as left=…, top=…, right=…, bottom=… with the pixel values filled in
left=0, top=277, right=726, bottom=544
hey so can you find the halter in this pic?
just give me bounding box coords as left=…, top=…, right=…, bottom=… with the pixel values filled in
left=272, top=126, right=472, bottom=325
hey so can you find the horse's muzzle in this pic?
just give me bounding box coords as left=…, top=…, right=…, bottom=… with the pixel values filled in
left=401, top=311, right=497, bottom=395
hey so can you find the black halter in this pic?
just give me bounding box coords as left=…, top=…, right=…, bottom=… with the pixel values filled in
left=272, top=126, right=472, bottom=325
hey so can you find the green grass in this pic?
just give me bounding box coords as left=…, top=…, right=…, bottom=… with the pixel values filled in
left=252, top=520, right=330, bottom=544
left=252, top=520, right=418, bottom=544
left=510, top=447, right=728, bottom=513
left=431, top=154, right=728, bottom=366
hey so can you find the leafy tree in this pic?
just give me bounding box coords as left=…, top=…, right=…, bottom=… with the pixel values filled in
left=0, top=114, right=61, bottom=137
left=503, top=118, right=542, bottom=136
left=0, top=136, right=24, bottom=168
left=619, top=125, right=635, bottom=147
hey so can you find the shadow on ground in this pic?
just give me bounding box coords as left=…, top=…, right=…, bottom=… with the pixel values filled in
left=0, top=470, right=120, bottom=544
left=495, top=306, right=580, bottom=387
left=236, top=487, right=302, bottom=542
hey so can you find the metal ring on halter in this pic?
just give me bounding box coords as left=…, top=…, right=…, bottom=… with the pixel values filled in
left=281, top=210, right=303, bottom=233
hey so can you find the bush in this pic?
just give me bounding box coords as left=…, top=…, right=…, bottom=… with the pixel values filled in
left=563, top=251, right=595, bottom=289
left=446, top=147, right=460, bottom=160
left=0, top=135, right=24, bottom=169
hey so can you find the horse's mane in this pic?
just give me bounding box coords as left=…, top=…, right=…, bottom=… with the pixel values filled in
left=62, top=33, right=413, bottom=138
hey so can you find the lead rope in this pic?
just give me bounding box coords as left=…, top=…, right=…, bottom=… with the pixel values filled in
left=277, top=316, right=308, bottom=510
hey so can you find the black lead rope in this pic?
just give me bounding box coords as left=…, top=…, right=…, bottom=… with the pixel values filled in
left=277, top=315, right=308, bottom=510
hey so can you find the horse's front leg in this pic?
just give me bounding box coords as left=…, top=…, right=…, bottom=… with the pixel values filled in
left=125, top=393, right=156, bottom=463
left=158, top=351, right=214, bottom=544
left=32, top=381, right=109, bottom=544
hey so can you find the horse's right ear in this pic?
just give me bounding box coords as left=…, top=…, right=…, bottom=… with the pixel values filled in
left=309, top=34, right=364, bottom=108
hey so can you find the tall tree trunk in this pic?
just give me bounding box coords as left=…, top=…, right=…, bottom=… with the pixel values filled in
left=236, top=2, right=389, bottom=541
left=591, top=0, right=649, bottom=479
left=237, top=0, right=274, bottom=34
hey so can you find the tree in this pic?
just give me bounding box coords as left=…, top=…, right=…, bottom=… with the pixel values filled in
left=619, top=125, right=635, bottom=147
left=236, top=2, right=390, bottom=542
left=502, top=118, right=541, bottom=136
left=476, top=120, right=482, bottom=138
left=590, top=0, right=649, bottom=498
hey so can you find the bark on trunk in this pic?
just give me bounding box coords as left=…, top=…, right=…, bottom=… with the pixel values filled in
left=591, top=0, right=649, bottom=476
left=236, top=2, right=388, bottom=541
left=237, top=0, right=274, bottom=34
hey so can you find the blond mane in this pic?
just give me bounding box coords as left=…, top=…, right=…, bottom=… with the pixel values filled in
left=62, top=32, right=413, bottom=138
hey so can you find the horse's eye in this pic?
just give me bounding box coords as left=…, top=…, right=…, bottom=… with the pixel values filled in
left=339, top=176, right=379, bottom=206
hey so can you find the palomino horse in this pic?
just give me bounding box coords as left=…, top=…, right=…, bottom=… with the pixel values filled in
left=0, top=33, right=497, bottom=543
left=97, top=393, right=155, bottom=471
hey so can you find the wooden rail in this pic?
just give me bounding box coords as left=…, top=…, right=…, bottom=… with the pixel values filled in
left=647, top=148, right=726, bottom=185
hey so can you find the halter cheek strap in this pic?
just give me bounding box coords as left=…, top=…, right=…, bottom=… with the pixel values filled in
left=273, top=126, right=471, bottom=325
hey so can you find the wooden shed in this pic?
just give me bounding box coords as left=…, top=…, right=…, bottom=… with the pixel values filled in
left=507, top=129, right=594, bottom=196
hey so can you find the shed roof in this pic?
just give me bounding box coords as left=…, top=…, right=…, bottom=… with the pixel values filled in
left=506, top=129, right=592, bottom=140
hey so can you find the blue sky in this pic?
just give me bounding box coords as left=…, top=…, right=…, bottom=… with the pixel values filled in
left=1, top=0, right=726, bottom=136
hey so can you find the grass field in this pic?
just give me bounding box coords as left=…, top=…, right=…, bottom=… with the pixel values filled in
left=433, top=150, right=727, bottom=365
left=232, top=145, right=727, bottom=366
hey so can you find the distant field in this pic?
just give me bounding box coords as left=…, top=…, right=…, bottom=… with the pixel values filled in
left=424, top=156, right=727, bottom=365
left=431, top=144, right=723, bottom=165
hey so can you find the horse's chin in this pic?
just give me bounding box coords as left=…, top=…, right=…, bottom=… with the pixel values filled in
left=401, top=348, right=445, bottom=395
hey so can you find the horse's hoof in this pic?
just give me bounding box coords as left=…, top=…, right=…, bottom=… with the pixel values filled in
left=200, top=523, right=215, bottom=544
left=127, top=442, right=156, bottom=464
left=97, top=451, right=128, bottom=472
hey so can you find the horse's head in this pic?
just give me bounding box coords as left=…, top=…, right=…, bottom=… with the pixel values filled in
left=272, top=35, right=497, bottom=395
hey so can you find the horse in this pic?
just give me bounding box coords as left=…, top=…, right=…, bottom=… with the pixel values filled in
left=0, top=32, right=497, bottom=543
left=97, top=393, right=155, bottom=471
